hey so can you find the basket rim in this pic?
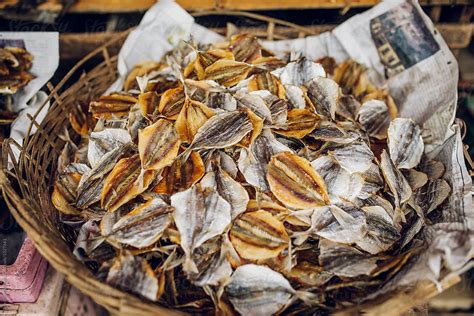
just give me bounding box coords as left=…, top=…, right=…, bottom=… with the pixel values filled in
left=1, top=8, right=470, bottom=315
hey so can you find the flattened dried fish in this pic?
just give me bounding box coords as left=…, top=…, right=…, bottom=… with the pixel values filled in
left=188, top=242, right=232, bottom=287
left=230, top=34, right=262, bottom=63
left=285, top=85, right=306, bottom=109
left=87, top=128, right=132, bottom=168
left=89, top=94, right=137, bottom=120
left=204, top=59, right=251, bottom=87
left=229, top=210, right=289, bottom=260
left=274, top=108, right=319, bottom=138
left=106, top=252, right=159, bottom=301
left=175, top=99, right=215, bottom=143
left=329, top=142, right=374, bottom=174
left=158, top=87, right=185, bottom=119
left=267, top=151, right=329, bottom=209
left=201, top=167, right=249, bottom=219
left=138, top=91, right=159, bottom=119
left=277, top=57, right=326, bottom=86
left=52, top=163, right=90, bottom=215
left=410, top=179, right=450, bottom=216
left=311, top=155, right=364, bottom=203
left=127, top=103, right=148, bottom=141
left=170, top=184, right=231, bottom=273
left=153, top=150, right=205, bottom=194
left=248, top=72, right=285, bottom=99
left=419, top=160, right=445, bottom=179
left=76, top=143, right=136, bottom=208
left=195, top=49, right=234, bottom=80
left=379, top=150, right=412, bottom=214
left=105, top=198, right=173, bottom=248
left=402, top=169, right=428, bottom=191
left=101, top=154, right=154, bottom=212
left=359, top=205, right=401, bottom=254
left=225, top=264, right=295, bottom=316
left=388, top=118, right=424, bottom=169
left=189, top=110, right=254, bottom=150
left=337, top=94, right=361, bottom=121
left=306, top=77, right=339, bottom=120
left=238, top=129, right=292, bottom=191
left=357, top=100, right=391, bottom=139
left=234, top=90, right=273, bottom=123
left=138, top=119, right=181, bottom=171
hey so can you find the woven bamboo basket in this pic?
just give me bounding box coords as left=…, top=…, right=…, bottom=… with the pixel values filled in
left=0, top=10, right=470, bottom=315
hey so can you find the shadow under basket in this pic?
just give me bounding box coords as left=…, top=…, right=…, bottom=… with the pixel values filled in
left=0, top=11, right=467, bottom=316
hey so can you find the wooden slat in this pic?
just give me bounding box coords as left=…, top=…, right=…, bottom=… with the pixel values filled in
left=1, top=0, right=472, bottom=13
left=58, top=23, right=473, bottom=60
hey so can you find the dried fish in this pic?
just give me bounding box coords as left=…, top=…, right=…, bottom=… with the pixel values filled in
left=158, top=86, right=185, bottom=119
left=329, top=141, right=374, bottom=174
left=52, top=163, right=90, bottom=215
left=267, top=151, right=329, bottom=209
left=234, top=90, right=273, bottom=123
left=274, top=108, right=319, bottom=138
left=410, top=179, right=451, bottom=217
left=337, top=94, right=361, bottom=121
left=87, top=128, right=132, bottom=168
left=127, top=103, right=148, bottom=141
left=189, top=110, right=254, bottom=150
left=101, top=154, right=155, bottom=212
left=238, top=129, right=292, bottom=191
left=379, top=150, right=412, bottom=214
left=419, top=160, right=445, bottom=179
left=104, top=198, right=173, bottom=248
left=306, top=77, right=339, bottom=120
left=277, top=57, right=326, bottom=86
left=201, top=166, right=249, bottom=219
left=195, top=49, right=234, bottom=80
left=138, top=91, right=159, bottom=119
left=230, top=34, right=262, bottom=63
left=106, top=252, right=160, bottom=301
left=124, top=61, right=164, bottom=91
left=225, top=264, right=295, bottom=316
left=229, top=210, right=289, bottom=260
left=357, top=100, right=391, bottom=139
left=248, top=72, right=285, bottom=99
left=402, top=169, right=428, bottom=191
left=138, top=119, right=181, bottom=171
left=76, top=143, right=136, bottom=208
left=285, top=85, right=306, bottom=109
left=89, top=94, right=137, bottom=120
left=171, top=184, right=231, bottom=273
left=153, top=150, right=205, bottom=194
left=204, top=59, right=251, bottom=87
left=387, top=118, right=424, bottom=169
left=175, top=99, right=215, bottom=143
left=188, top=241, right=232, bottom=287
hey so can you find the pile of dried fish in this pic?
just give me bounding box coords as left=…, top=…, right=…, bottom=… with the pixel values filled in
left=53, top=34, right=451, bottom=314
left=0, top=46, right=35, bottom=142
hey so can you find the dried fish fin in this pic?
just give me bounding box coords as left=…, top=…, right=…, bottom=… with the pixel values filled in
left=170, top=184, right=231, bottom=273
left=229, top=210, right=289, bottom=260
left=388, top=118, right=424, bottom=169
left=267, top=151, right=329, bottom=209
left=225, top=264, right=295, bottom=316
left=138, top=119, right=181, bottom=171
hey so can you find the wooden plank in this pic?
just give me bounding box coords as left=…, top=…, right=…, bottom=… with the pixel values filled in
left=1, top=0, right=472, bottom=13
left=58, top=23, right=472, bottom=60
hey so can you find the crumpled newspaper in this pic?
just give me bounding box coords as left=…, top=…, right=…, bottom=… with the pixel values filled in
left=107, top=0, right=473, bottom=302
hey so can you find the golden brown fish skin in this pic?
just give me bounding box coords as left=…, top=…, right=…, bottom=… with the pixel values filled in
left=273, top=108, right=319, bottom=139
left=195, top=49, right=234, bottom=80
left=229, top=210, right=289, bottom=260
left=204, top=59, right=251, bottom=87
left=89, top=94, right=137, bottom=120
left=138, top=119, right=181, bottom=171
left=230, top=34, right=262, bottom=63
left=138, top=91, right=159, bottom=119
left=158, top=87, right=185, bottom=120
left=52, top=172, right=83, bottom=215
left=101, top=154, right=154, bottom=212
left=153, top=150, right=205, bottom=194
left=238, top=109, right=263, bottom=148
left=124, top=61, right=164, bottom=91
left=267, top=152, right=329, bottom=209
left=175, top=99, right=215, bottom=143
left=248, top=72, right=286, bottom=99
